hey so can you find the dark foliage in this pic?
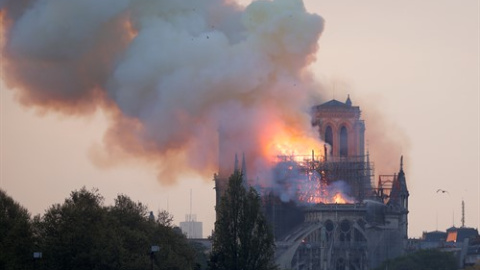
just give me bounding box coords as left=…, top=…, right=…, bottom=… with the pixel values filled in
left=0, top=189, right=35, bottom=270
left=2, top=187, right=198, bottom=270
left=374, top=249, right=458, bottom=270
left=208, top=171, right=278, bottom=270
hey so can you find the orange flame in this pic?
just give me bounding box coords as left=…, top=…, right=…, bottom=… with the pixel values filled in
left=300, top=186, right=353, bottom=204
left=296, top=185, right=354, bottom=204
left=332, top=193, right=349, bottom=204
left=261, top=120, right=324, bottom=162
left=255, top=119, right=358, bottom=205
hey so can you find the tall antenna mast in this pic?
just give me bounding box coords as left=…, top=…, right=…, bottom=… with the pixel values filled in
left=190, top=189, right=192, bottom=220
left=461, top=199, right=465, bottom=227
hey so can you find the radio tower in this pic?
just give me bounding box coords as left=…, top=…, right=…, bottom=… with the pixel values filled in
left=461, top=199, right=465, bottom=228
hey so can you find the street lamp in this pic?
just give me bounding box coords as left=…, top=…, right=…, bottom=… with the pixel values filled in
left=150, top=245, right=160, bottom=270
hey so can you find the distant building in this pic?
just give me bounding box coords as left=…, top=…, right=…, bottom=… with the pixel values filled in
left=411, top=226, right=480, bottom=268
left=446, top=227, right=478, bottom=244
left=180, top=214, right=203, bottom=239
left=418, top=230, right=447, bottom=249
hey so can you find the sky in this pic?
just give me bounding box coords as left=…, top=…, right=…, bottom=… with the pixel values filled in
left=1, top=0, right=479, bottom=238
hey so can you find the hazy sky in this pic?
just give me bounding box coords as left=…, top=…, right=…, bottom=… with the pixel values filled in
left=1, top=0, right=479, bottom=238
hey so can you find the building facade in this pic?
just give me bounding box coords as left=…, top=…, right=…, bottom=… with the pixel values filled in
left=214, top=96, right=409, bottom=269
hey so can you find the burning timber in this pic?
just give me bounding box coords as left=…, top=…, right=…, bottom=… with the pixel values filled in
left=214, top=96, right=409, bottom=270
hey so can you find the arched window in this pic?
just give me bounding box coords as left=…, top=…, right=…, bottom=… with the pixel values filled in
left=325, top=126, right=333, bottom=155
left=340, top=126, right=348, bottom=157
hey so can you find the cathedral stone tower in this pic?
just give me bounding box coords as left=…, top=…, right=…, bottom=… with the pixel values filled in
left=311, top=95, right=365, bottom=158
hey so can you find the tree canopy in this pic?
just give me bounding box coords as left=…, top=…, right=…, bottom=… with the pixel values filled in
left=209, top=171, right=277, bottom=270
left=373, top=249, right=458, bottom=270
left=1, top=187, right=200, bottom=270
left=0, top=189, right=35, bottom=270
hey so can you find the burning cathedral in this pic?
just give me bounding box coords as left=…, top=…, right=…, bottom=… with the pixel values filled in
left=214, top=96, right=409, bottom=270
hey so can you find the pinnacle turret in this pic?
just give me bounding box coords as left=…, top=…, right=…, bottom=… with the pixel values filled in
left=345, top=94, right=352, bottom=106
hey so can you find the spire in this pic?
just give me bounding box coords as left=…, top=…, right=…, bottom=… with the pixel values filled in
left=400, top=155, right=404, bottom=172
left=345, top=94, right=352, bottom=106
left=389, top=155, right=409, bottom=208
left=397, top=155, right=408, bottom=196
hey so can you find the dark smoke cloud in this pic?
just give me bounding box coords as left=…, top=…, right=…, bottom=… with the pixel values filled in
left=1, top=0, right=325, bottom=183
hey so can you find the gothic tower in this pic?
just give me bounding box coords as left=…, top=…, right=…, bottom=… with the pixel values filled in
left=311, top=95, right=370, bottom=201
left=388, top=156, right=409, bottom=251
left=311, top=95, right=365, bottom=158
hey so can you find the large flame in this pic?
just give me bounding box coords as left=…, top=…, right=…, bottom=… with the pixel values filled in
left=268, top=154, right=355, bottom=205
left=261, top=120, right=325, bottom=162
left=332, top=193, right=350, bottom=204
left=254, top=118, right=357, bottom=205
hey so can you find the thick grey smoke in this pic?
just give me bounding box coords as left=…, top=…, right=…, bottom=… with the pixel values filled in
left=1, top=0, right=324, bottom=183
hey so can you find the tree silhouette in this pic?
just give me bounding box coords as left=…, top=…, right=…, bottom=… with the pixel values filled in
left=34, top=187, right=196, bottom=270
left=374, top=249, right=457, bottom=270
left=209, top=171, right=277, bottom=270
left=0, top=189, right=35, bottom=270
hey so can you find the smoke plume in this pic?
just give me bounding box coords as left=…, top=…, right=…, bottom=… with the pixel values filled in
left=1, top=0, right=325, bottom=183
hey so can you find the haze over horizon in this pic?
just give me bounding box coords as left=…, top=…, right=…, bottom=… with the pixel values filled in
left=1, top=0, right=479, bottom=238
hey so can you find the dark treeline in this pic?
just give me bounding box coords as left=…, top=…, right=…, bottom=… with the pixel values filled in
left=0, top=187, right=204, bottom=270
left=1, top=172, right=278, bottom=270
left=373, top=249, right=458, bottom=270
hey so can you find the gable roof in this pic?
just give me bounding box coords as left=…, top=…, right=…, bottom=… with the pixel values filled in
left=318, top=99, right=350, bottom=108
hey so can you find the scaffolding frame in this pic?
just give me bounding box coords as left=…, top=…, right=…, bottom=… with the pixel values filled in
left=270, top=153, right=375, bottom=204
